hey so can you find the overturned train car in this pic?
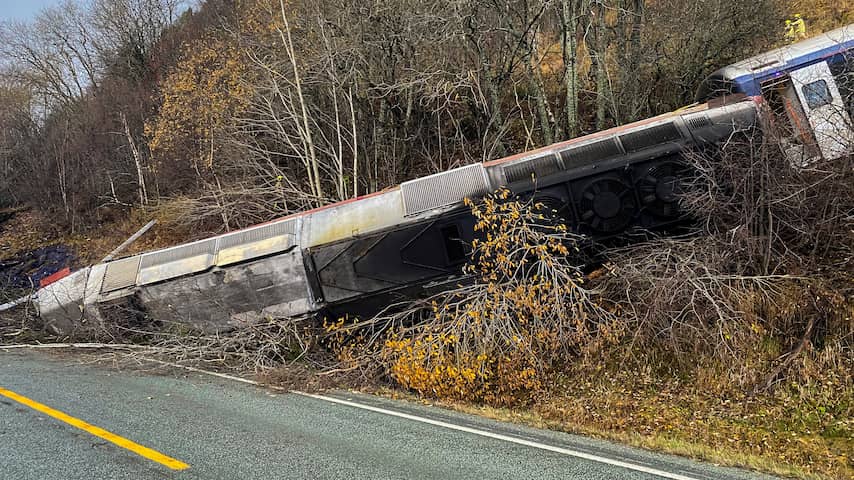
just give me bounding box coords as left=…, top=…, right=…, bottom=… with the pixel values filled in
left=35, top=24, right=854, bottom=332
left=34, top=99, right=760, bottom=332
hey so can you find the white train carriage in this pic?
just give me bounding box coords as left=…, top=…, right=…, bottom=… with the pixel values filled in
left=34, top=24, right=854, bottom=331
left=35, top=99, right=759, bottom=331
left=697, top=24, right=854, bottom=162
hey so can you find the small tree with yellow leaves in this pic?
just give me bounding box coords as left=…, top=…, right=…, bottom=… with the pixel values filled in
left=145, top=35, right=250, bottom=184
left=362, top=188, right=619, bottom=405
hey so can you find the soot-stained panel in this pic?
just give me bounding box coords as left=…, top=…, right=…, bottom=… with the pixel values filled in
left=312, top=213, right=476, bottom=305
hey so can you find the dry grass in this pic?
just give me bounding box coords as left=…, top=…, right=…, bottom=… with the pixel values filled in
left=534, top=362, right=852, bottom=480
left=0, top=199, right=219, bottom=269
left=369, top=360, right=852, bottom=480
left=63, top=201, right=217, bottom=265
left=0, top=208, right=62, bottom=259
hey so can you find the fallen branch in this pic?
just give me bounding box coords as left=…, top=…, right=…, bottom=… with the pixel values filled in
left=759, top=311, right=817, bottom=393
left=0, top=342, right=154, bottom=350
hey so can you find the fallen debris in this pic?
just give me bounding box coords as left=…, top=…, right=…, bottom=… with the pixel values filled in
left=0, top=245, right=75, bottom=291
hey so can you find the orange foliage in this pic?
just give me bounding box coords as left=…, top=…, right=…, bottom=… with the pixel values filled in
left=145, top=35, right=250, bottom=171
left=334, top=190, right=618, bottom=406
left=383, top=333, right=542, bottom=406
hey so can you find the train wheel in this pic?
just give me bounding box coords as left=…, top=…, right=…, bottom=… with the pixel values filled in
left=636, top=160, right=688, bottom=219
left=576, top=176, right=637, bottom=234
left=531, top=195, right=570, bottom=225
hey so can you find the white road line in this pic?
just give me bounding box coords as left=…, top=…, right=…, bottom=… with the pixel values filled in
left=20, top=350, right=701, bottom=480
left=295, top=391, right=702, bottom=480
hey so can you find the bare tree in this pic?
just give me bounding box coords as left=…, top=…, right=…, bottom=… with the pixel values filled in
left=90, top=0, right=184, bottom=78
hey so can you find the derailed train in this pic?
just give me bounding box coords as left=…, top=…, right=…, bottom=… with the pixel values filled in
left=35, top=25, right=853, bottom=332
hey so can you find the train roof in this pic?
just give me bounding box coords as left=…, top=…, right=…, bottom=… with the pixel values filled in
left=716, top=24, right=854, bottom=84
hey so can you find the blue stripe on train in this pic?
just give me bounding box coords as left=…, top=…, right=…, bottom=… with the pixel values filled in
left=731, top=39, right=854, bottom=96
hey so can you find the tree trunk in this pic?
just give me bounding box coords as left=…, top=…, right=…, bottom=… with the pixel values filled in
left=348, top=86, right=358, bottom=198
left=278, top=0, right=323, bottom=201
left=526, top=33, right=554, bottom=145
left=590, top=0, right=611, bottom=130
left=121, top=112, right=148, bottom=205
left=559, top=0, right=580, bottom=138
left=332, top=88, right=345, bottom=200
left=466, top=16, right=507, bottom=157
left=619, top=0, right=645, bottom=121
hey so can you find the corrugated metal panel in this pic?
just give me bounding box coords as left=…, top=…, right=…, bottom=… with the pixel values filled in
left=619, top=122, right=682, bottom=153
left=684, top=113, right=712, bottom=132
left=218, top=218, right=296, bottom=250
left=139, top=239, right=218, bottom=269
left=401, top=163, right=489, bottom=216
left=216, top=218, right=299, bottom=266
left=558, top=138, right=622, bottom=168
left=136, top=239, right=218, bottom=285
left=100, top=256, right=141, bottom=293
left=684, top=102, right=758, bottom=144
left=503, top=154, right=563, bottom=184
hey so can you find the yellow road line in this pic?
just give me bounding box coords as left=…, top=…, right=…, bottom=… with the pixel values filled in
left=0, top=386, right=189, bottom=471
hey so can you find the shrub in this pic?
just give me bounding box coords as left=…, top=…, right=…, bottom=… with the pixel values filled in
left=339, top=189, right=618, bottom=405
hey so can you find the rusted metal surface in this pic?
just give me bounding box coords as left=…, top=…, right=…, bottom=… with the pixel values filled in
left=303, top=189, right=406, bottom=248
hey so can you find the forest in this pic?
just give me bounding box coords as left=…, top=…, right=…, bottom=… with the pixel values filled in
left=1, top=2, right=852, bottom=479
left=0, top=0, right=845, bottom=234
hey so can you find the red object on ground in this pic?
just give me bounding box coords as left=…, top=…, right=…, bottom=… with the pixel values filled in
left=40, top=267, right=71, bottom=288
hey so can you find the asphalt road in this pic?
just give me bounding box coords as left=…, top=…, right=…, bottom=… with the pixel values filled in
left=0, top=349, right=779, bottom=480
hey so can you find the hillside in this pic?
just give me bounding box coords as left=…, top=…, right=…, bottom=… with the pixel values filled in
left=2, top=0, right=846, bottom=236
left=0, top=1, right=852, bottom=479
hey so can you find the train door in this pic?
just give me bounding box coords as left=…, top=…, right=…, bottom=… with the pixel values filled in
left=789, top=61, right=854, bottom=160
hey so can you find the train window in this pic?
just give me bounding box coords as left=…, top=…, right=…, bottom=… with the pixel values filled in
left=440, top=224, right=466, bottom=264
left=802, top=80, right=833, bottom=109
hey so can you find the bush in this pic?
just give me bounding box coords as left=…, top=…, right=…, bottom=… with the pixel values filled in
left=333, top=189, right=616, bottom=405
left=338, top=135, right=853, bottom=405
left=594, top=131, right=854, bottom=391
